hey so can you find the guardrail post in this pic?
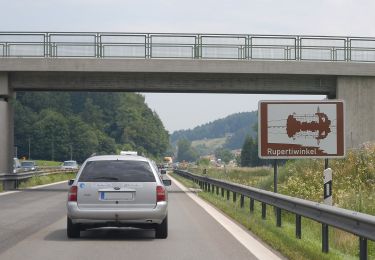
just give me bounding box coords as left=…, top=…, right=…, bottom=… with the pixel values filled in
left=250, top=198, right=254, bottom=213
left=221, top=187, right=224, bottom=197
left=208, top=183, right=211, bottom=192
left=262, top=203, right=266, bottom=219
left=233, top=192, right=237, bottom=203
left=322, top=224, right=329, bottom=253
left=216, top=185, right=219, bottom=195
left=240, top=195, right=244, bottom=208
left=296, top=214, right=302, bottom=239
left=226, top=190, right=230, bottom=200
left=276, top=208, right=281, bottom=227
left=359, top=237, right=367, bottom=260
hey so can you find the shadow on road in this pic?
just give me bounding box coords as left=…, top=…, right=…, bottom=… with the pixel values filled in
left=44, top=228, right=156, bottom=242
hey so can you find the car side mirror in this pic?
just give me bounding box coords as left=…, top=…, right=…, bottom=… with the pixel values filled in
left=160, top=169, right=167, bottom=175
left=163, top=179, right=172, bottom=186
left=68, top=179, right=74, bottom=186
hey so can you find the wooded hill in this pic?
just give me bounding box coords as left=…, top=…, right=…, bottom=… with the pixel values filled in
left=14, top=92, right=169, bottom=163
left=171, top=111, right=258, bottom=153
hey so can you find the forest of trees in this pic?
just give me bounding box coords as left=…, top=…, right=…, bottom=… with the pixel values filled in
left=14, top=92, right=170, bottom=162
left=171, top=111, right=258, bottom=151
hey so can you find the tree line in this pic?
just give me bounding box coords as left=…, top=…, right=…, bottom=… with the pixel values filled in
left=176, top=121, right=270, bottom=167
left=14, top=92, right=170, bottom=163
left=171, top=111, right=258, bottom=150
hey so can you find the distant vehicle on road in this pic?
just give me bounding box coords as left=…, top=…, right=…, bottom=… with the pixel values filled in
left=20, top=161, right=38, bottom=171
left=66, top=153, right=171, bottom=239
left=61, top=160, right=79, bottom=170
left=13, top=158, right=21, bottom=173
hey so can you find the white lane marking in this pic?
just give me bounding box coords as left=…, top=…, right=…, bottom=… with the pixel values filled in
left=28, top=180, right=69, bottom=189
left=0, top=190, right=20, bottom=196
left=0, top=180, right=69, bottom=196
left=169, top=174, right=282, bottom=260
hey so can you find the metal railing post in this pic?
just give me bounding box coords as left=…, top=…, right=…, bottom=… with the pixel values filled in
left=261, top=203, right=266, bottom=219
left=233, top=192, right=237, bottom=203
left=146, top=34, right=151, bottom=59
left=296, top=214, right=302, bottom=239
left=276, top=208, right=281, bottom=227
left=250, top=198, right=254, bottom=212
left=322, top=224, right=329, bottom=253
left=221, top=187, right=224, bottom=197
left=360, top=237, right=368, bottom=260
left=240, top=195, right=244, bottom=208
left=226, top=189, right=230, bottom=200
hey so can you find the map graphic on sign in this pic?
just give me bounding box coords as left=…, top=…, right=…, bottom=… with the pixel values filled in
left=258, top=101, right=345, bottom=159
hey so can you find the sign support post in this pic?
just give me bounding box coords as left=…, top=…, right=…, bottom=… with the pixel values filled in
left=273, top=159, right=278, bottom=193
left=274, top=159, right=281, bottom=227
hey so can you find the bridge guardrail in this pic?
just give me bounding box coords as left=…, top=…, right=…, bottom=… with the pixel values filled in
left=1, top=32, right=375, bottom=62
left=173, top=169, right=375, bottom=260
left=0, top=168, right=77, bottom=183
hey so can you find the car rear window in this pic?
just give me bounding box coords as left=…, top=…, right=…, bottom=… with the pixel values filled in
left=78, top=160, right=156, bottom=182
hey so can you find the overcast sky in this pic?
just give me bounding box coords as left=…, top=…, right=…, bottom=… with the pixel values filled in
left=1, top=0, right=374, bottom=132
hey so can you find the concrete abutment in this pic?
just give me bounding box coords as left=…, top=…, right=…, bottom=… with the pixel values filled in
left=0, top=72, right=14, bottom=189
left=337, top=76, right=375, bottom=149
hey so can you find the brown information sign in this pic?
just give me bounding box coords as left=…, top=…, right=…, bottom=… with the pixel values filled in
left=258, top=100, right=345, bottom=159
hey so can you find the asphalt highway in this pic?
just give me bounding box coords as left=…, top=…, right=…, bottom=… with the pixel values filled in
left=0, top=179, right=282, bottom=260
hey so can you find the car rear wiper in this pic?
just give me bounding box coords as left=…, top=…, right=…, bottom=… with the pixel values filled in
left=90, top=176, right=119, bottom=180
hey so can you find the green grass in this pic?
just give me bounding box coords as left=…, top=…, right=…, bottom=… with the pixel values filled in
left=18, top=172, right=76, bottom=188
left=172, top=172, right=374, bottom=260
left=0, top=182, right=3, bottom=192
left=192, top=137, right=228, bottom=154
left=34, top=160, right=62, bottom=167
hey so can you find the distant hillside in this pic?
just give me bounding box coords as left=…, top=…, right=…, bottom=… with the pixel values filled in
left=171, top=111, right=258, bottom=153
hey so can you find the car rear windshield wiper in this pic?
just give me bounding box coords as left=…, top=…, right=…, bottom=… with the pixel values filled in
left=89, top=176, right=119, bottom=181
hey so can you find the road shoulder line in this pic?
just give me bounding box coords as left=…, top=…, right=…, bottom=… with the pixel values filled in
left=0, top=180, right=69, bottom=196
left=168, top=174, right=283, bottom=260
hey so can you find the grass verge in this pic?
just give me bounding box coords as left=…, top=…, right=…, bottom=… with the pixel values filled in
left=0, top=182, right=3, bottom=192
left=18, top=172, right=76, bottom=189
left=34, top=160, right=62, bottom=167
left=171, top=172, right=364, bottom=260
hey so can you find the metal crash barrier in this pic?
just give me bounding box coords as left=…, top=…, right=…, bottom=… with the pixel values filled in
left=174, top=169, right=375, bottom=260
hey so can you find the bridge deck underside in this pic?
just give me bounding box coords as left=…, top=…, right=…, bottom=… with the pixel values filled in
left=10, top=72, right=336, bottom=96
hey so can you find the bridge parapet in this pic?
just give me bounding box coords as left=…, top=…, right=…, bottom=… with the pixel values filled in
left=1, top=32, right=375, bottom=62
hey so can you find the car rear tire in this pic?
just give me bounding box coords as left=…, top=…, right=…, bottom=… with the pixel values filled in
left=67, top=217, right=80, bottom=238
left=155, top=216, right=168, bottom=239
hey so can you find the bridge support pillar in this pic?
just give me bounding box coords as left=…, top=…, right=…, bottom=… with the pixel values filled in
left=0, top=73, right=15, bottom=190
left=337, top=76, right=375, bottom=148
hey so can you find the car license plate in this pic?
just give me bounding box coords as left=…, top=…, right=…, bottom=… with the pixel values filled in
left=101, top=192, right=133, bottom=201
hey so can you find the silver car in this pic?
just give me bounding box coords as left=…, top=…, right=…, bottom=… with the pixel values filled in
left=66, top=154, right=171, bottom=239
left=61, top=160, right=79, bottom=170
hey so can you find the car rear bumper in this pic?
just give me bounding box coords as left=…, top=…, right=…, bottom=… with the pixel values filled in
left=67, top=201, right=168, bottom=225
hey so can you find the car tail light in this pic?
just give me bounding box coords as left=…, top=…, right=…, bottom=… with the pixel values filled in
left=156, top=185, right=166, bottom=202
left=68, top=185, right=78, bottom=202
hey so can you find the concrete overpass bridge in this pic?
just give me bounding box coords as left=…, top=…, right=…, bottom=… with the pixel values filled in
left=1, top=32, right=375, bottom=175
